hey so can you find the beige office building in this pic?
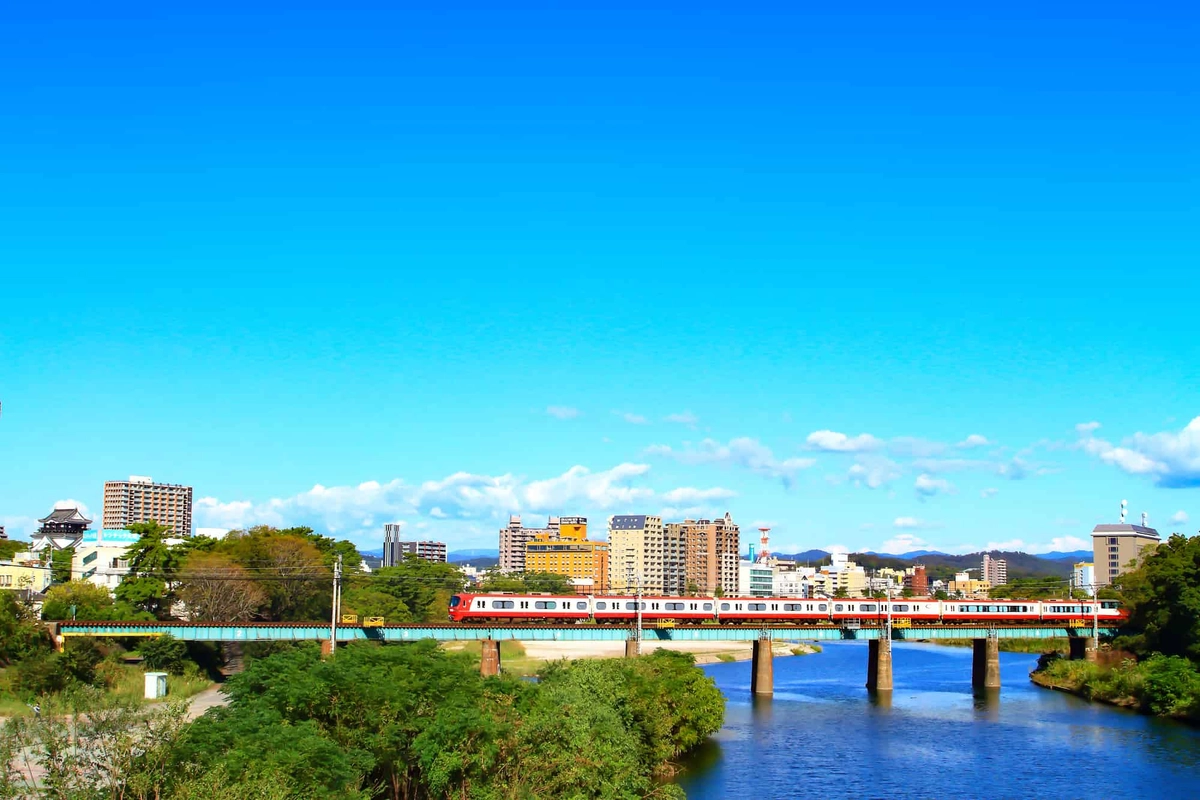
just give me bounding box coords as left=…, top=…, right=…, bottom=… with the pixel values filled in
left=681, top=513, right=741, bottom=596
left=1092, top=523, right=1160, bottom=587
left=499, top=515, right=560, bottom=573
left=608, top=515, right=665, bottom=593
left=102, top=476, right=193, bottom=538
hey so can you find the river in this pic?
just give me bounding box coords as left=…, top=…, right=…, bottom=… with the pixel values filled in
left=675, top=641, right=1200, bottom=799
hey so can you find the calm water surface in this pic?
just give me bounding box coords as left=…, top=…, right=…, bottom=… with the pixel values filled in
left=676, top=641, right=1200, bottom=799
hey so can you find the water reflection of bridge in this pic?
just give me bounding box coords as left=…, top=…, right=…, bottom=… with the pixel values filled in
left=54, top=622, right=1113, bottom=696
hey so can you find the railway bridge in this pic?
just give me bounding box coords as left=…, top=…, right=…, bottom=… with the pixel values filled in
left=52, top=621, right=1114, bottom=696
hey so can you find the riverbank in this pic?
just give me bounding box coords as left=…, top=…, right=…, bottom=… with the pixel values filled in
left=927, top=637, right=1070, bottom=654
left=1029, top=653, right=1200, bottom=722
left=442, top=639, right=821, bottom=675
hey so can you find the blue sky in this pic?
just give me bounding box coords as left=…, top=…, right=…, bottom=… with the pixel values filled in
left=2, top=1, right=1197, bottom=554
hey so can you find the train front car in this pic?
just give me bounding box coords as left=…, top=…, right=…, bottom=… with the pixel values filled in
left=448, top=593, right=476, bottom=623
left=451, top=593, right=592, bottom=624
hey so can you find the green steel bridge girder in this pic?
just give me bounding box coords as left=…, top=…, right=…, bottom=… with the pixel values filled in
left=55, top=624, right=1118, bottom=643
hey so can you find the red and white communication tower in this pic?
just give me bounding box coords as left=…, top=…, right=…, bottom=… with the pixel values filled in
left=757, top=526, right=771, bottom=564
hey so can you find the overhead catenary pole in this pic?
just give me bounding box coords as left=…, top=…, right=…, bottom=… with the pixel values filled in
left=635, top=572, right=643, bottom=655
left=330, top=554, right=343, bottom=659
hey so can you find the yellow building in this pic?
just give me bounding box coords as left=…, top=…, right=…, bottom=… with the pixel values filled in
left=524, top=516, right=609, bottom=592
left=947, top=575, right=992, bottom=599
left=0, top=559, right=53, bottom=595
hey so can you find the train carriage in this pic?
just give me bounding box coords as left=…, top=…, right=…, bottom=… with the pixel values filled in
left=448, top=593, right=592, bottom=623
left=715, top=597, right=831, bottom=624
left=939, top=601, right=1041, bottom=624
left=591, top=596, right=716, bottom=623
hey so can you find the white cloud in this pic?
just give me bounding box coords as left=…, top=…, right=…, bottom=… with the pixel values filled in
left=1076, top=421, right=1102, bottom=435
left=616, top=411, right=649, bottom=425
left=523, top=464, right=653, bottom=510
left=847, top=456, right=902, bottom=489
left=957, top=434, right=991, bottom=449
left=546, top=405, right=580, bottom=420
left=982, top=536, right=1090, bottom=555
left=893, top=517, right=925, bottom=529
left=980, top=487, right=999, bottom=498
left=806, top=430, right=883, bottom=452
left=1172, top=510, right=1189, bottom=525
left=660, top=486, right=736, bottom=504
left=914, top=473, right=956, bottom=498
left=195, top=527, right=233, bottom=539
left=645, top=438, right=816, bottom=485
left=1077, top=417, right=1200, bottom=488
left=878, top=533, right=929, bottom=554
left=195, top=462, right=657, bottom=545
left=664, top=411, right=699, bottom=426
left=997, top=457, right=1031, bottom=480
left=912, top=457, right=991, bottom=474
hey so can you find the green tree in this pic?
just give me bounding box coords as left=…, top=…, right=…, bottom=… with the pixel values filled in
left=1117, top=533, right=1200, bottom=661
left=900, top=586, right=915, bottom=598
left=477, top=570, right=574, bottom=594
left=42, top=580, right=151, bottom=621
left=833, top=586, right=848, bottom=598
left=364, top=555, right=466, bottom=623
left=49, top=546, right=75, bottom=584
left=220, top=529, right=331, bottom=621
left=115, top=521, right=183, bottom=617
left=140, top=634, right=190, bottom=673
left=933, top=589, right=949, bottom=601
left=0, top=591, right=48, bottom=665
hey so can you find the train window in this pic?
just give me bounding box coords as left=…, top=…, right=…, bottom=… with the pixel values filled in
left=668, top=602, right=685, bottom=610
left=834, top=604, right=844, bottom=612
left=771, top=604, right=778, bottom=611
left=749, top=603, right=766, bottom=611
left=783, top=604, right=798, bottom=611
left=690, top=603, right=697, bottom=610
left=520, top=602, right=529, bottom=609
left=491, top=601, right=515, bottom=609
left=535, top=601, right=547, bottom=609
left=596, top=602, right=607, bottom=610
left=861, top=604, right=877, bottom=612
left=819, top=604, right=828, bottom=612
left=576, top=602, right=587, bottom=610
left=703, top=603, right=713, bottom=611
left=626, top=602, right=637, bottom=610
left=450, top=596, right=461, bottom=607
left=735, top=604, right=743, bottom=611
left=720, top=603, right=730, bottom=611
left=651, top=603, right=660, bottom=610
left=894, top=604, right=909, bottom=612
left=476, top=600, right=485, bottom=609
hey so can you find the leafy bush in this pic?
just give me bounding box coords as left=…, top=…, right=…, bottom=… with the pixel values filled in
left=140, top=635, right=189, bottom=674
left=1138, top=654, right=1200, bottom=716
left=13, top=653, right=70, bottom=696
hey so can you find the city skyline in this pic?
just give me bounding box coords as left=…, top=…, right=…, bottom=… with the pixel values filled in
left=1, top=2, right=1197, bottom=553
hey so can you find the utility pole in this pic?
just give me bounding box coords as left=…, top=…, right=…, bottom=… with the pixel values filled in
left=1091, top=579, right=1099, bottom=655
left=635, top=572, right=643, bottom=655
left=885, top=582, right=893, bottom=641
left=330, top=554, right=343, bottom=659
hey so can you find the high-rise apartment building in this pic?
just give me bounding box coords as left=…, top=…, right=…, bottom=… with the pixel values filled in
left=382, top=524, right=447, bottom=565
left=904, top=564, right=928, bottom=596
left=1092, top=523, right=1160, bottom=587
left=103, top=476, right=193, bottom=538
left=608, top=515, right=665, bottom=593
left=499, top=515, right=560, bottom=573
left=663, top=523, right=687, bottom=596
left=682, top=513, right=740, bottom=595
left=524, top=516, right=609, bottom=592
left=981, top=554, right=1007, bottom=588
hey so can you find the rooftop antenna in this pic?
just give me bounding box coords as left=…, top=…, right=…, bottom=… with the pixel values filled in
left=1141, top=512, right=1148, bottom=528
left=1120, top=499, right=1127, bottom=524
left=757, top=527, right=771, bottom=564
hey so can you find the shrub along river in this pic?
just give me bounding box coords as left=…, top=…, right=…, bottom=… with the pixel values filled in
left=675, top=640, right=1200, bottom=799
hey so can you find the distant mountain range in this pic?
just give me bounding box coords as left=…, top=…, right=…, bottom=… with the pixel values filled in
left=772, top=549, right=1091, bottom=580
left=357, top=547, right=499, bottom=567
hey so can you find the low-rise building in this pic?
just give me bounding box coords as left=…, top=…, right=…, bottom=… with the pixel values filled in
left=737, top=561, right=775, bottom=597
left=525, top=517, right=609, bottom=592
left=0, top=558, right=53, bottom=595
left=947, top=572, right=992, bottom=598
left=382, top=525, right=447, bottom=565
left=73, top=528, right=184, bottom=590
left=1073, top=562, right=1096, bottom=594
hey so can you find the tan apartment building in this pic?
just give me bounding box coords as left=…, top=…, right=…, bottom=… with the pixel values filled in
left=607, top=515, right=665, bottom=593
left=499, top=515, right=560, bottom=573
left=682, top=513, right=740, bottom=596
left=663, top=523, right=688, bottom=596
left=102, top=476, right=193, bottom=538
left=525, top=517, right=609, bottom=592
left=1092, top=523, right=1160, bottom=587
left=981, top=554, right=1008, bottom=587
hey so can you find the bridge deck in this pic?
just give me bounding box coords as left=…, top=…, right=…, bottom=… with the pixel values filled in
left=56, top=622, right=1117, bottom=642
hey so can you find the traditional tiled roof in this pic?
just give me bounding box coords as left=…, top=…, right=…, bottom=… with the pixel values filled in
left=38, top=507, right=93, bottom=526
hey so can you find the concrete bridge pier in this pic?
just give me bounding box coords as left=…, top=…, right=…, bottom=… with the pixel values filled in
left=972, top=635, right=1001, bottom=690
left=751, top=637, right=774, bottom=695
left=625, top=638, right=639, bottom=658
left=480, top=638, right=501, bottom=677
left=1068, top=636, right=1098, bottom=662
left=866, top=638, right=893, bottom=693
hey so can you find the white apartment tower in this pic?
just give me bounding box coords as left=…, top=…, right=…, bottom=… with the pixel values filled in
left=499, top=515, right=560, bottom=573
left=607, top=515, right=665, bottom=594
left=103, top=476, right=193, bottom=538
left=981, top=554, right=1008, bottom=588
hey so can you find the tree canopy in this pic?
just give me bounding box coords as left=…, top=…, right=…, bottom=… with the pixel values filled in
left=1116, top=534, right=1200, bottom=661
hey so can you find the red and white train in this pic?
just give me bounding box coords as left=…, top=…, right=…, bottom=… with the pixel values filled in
left=448, top=593, right=1126, bottom=626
